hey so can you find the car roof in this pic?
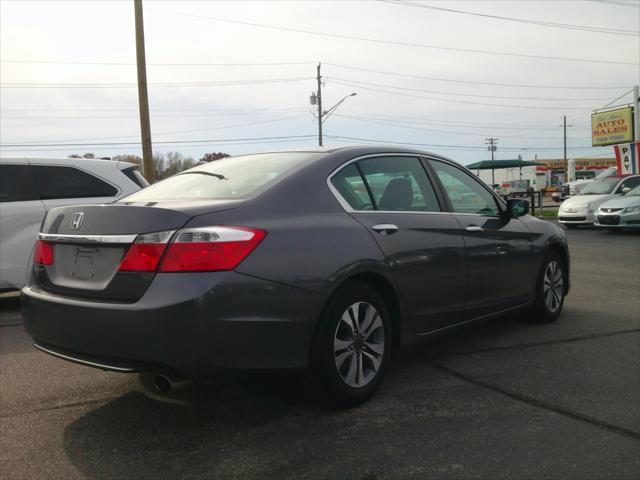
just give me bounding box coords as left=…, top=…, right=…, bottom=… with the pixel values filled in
left=0, top=156, right=118, bottom=164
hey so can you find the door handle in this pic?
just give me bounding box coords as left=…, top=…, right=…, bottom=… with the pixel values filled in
left=465, top=225, right=484, bottom=232
left=372, top=224, right=399, bottom=235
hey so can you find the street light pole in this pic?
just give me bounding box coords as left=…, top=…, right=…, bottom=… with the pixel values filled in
left=316, top=63, right=323, bottom=147
left=485, top=138, right=498, bottom=185
left=634, top=85, right=639, bottom=142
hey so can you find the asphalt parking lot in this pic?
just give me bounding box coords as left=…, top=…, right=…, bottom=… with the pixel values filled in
left=1, top=223, right=638, bottom=479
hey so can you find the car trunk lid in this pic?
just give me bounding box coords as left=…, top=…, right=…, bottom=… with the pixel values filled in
left=35, top=201, right=240, bottom=301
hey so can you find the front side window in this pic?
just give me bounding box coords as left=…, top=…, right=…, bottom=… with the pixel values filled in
left=123, top=152, right=322, bottom=202
left=619, top=176, right=640, bottom=192
left=0, top=165, right=39, bottom=202
left=431, top=160, right=500, bottom=216
left=32, top=165, right=118, bottom=199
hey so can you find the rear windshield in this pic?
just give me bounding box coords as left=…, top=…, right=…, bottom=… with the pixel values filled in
left=120, top=152, right=323, bottom=202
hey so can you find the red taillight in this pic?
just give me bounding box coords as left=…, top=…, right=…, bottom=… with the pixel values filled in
left=160, top=226, right=266, bottom=272
left=117, top=230, right=174, bottom=272
left=33, top=240, right=54, bottom=266
left=118, top=243, right=168, bottom=272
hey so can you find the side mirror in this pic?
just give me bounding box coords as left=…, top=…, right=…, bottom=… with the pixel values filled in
left=621, top=187, right=631, bottom=195
left=506, top=198, right=529, bottom=218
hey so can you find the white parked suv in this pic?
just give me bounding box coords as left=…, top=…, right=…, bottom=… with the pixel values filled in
left=0, top=157, right=148, bottom=290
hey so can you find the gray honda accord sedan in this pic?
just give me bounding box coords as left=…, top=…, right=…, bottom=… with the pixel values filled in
left=22, top=146, right=569, bottom=407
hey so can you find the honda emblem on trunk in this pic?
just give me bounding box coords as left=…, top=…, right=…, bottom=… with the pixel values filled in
left=70, top=212, right=84, bottom=230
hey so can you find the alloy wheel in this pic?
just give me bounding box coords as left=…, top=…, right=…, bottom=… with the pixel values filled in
left=543, top=261, right=564, bottom=313
left=333, top=302, right=385, bottom=388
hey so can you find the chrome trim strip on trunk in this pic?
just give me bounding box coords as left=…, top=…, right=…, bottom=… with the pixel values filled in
left=33, top=342, right=138, bottom=372
left=38, top=233, right=137, bottom=244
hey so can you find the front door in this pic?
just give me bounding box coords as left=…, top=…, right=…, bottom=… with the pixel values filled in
left=428, top=159, right=538, bottom=319
left=330, top=155, right=467, bottom=333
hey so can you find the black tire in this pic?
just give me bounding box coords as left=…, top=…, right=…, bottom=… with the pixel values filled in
left=564, top=224, right=578, bottom=229
left=525, top=251, right=566, bottom=324
left=307, top=281, right=393, bottom=408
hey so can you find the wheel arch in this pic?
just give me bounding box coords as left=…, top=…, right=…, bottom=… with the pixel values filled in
left=314, top=271, right=405, bottom=356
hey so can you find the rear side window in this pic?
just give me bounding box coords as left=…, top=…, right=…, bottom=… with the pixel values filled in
left=331, top=156, right=440, bottom=212
left=330, top=164, right=374, bottom=210
left=122, top=152, right=323, bottom=202
left=0, top=165, right=39, bottom=202
left=32, top=165, right=118, bottom=199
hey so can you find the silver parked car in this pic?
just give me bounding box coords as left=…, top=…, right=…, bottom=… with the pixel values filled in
left=595, top=185, right=640, bottom=231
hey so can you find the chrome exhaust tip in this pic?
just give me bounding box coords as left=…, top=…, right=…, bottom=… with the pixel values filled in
left=152, top=373, right=191, bottom=394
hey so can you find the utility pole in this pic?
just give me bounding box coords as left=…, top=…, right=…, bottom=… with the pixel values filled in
left=563, top=115, right=567, bottom=183
left=316, top=63, right=323, bottom=147
left=485, top=138, right=498, bottom=185
left=134, top=0, right=154, bottom=181
left=634, top=85, right=639, bottom=142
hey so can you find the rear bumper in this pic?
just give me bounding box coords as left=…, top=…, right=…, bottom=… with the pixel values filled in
left=22, top=272, right=326, bottom=378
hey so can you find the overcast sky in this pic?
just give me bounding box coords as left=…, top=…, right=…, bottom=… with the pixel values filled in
left=1, top=0, right=638, bottom=164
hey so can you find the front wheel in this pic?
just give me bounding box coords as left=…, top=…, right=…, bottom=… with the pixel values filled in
left=525, top=251, right=566, bottom=324
left=307, top=281, right=392, bottom=408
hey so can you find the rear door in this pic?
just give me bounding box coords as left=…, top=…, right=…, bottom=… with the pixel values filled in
left=427, top=158, right=538, bottom=319
left=330, top=154, right=467, bottom=333
left=0, top=161, right=46, bottom=289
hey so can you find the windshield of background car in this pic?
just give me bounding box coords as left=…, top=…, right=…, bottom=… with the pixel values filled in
left=579, top=178, right=619, bottom=195
left=120, top=152, right=324, bottom=202
left=595, top=167, right=617, bottom=179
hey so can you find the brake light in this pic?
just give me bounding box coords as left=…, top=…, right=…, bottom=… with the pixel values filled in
left=118, top=230, right=174, bottom=272
left=33, top=240, right=54, bottom=266
left=159, top=226, right=266, bottom=272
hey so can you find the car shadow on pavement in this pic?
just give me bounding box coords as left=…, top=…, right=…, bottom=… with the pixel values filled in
left=62, top=369, right=325, bottom=479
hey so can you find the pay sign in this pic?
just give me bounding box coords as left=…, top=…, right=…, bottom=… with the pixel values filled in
left=614, top=142, right=640, bottom=175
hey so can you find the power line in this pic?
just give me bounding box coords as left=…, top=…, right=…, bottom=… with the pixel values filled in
left=325, top=63, right=629, bottom=90
left=330, top=79, right=594, bottom=110
left=3, top=57, right=630, bottom=90
left=339, top=110, right=582, bottom=130
left=328, top=77, right=617, bottom=101
left=0, top=77, right=314, bottom=89
left=4, top=115, right=310, bottom=144
left=170, top=12, right=637, bottom=66
left=586, top=0, right=640, bottom=8
left=1, top=59, right=314, bottom=67
left=0, top=134, right=317, bottom=148
left=381, top=0, right=639, bottom=36
left=324, top=134, right=611, bottom=152
left=333, top=113, right=591, bottom=140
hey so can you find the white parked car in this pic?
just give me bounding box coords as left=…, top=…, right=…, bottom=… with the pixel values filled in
left=595, top=185, right=640, bottom=231
left=558, top=175, right=640, bottom=228
left=0, top=157, right=148, bottom=290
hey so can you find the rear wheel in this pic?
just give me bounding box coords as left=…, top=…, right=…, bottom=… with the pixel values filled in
left=307, top=281, right=392, bottom=408
left=525, top=251, right=566, bottom=324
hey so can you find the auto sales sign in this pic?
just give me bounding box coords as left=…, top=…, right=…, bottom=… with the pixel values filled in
left=591, top=107, right=634, bottom=147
